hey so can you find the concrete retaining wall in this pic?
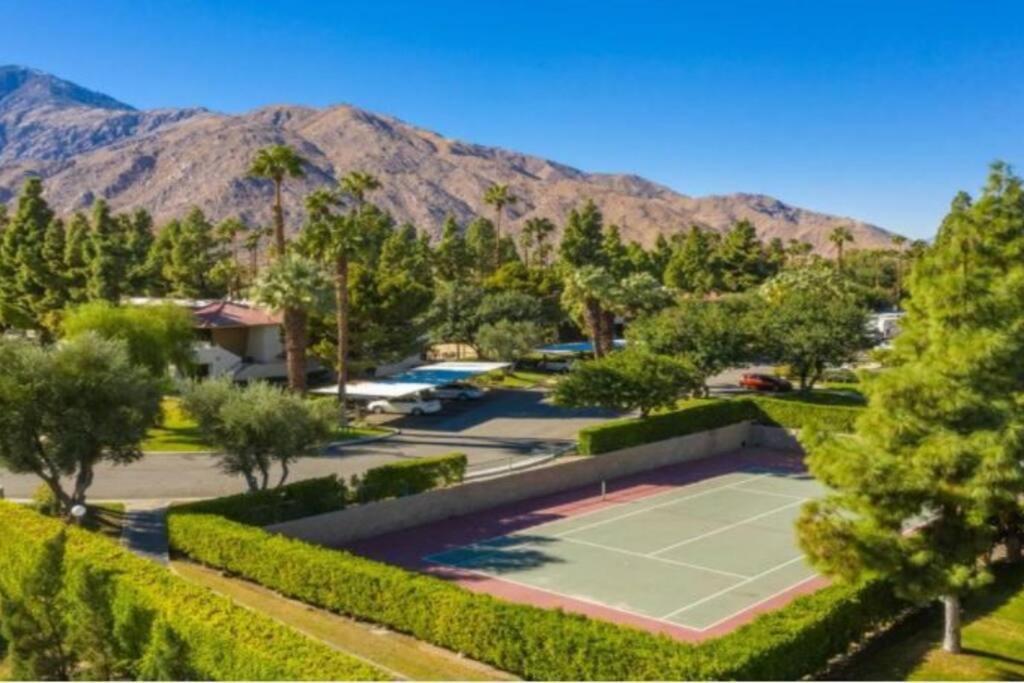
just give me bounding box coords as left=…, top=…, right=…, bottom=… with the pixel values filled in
left=268, top=421, right=754, bottom=547
left=747, top=425, right=803, bottom=451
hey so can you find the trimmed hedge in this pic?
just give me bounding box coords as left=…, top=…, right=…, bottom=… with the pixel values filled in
left=0, top=502, right=382, bottom=681
left=167, top=510, right=907, bottom=680
left=750, top=396, right=862, bottom=434
left=175, top=475, right=347, bottom=526
left=578, top=396, right=863, bottom=455
left=352, top=452, right=467, bottom=503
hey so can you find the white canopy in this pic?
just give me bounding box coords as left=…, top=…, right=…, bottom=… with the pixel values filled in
left=411, top=361, right=511, bottom=373
left=310, top=381, right=435, bottom=400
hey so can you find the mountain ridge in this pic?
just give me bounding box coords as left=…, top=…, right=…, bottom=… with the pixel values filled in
left=0, top=66, right=899, bottom=252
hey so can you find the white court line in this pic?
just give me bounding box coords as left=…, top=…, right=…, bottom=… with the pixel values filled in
left=649, top=499, right=806, bottom=557
left=726, top=484, right=806, bottom=500
left=427, top=472, right=770, bottom=560
left=661, top=555, right=807, bottom=620
left=555, top=535, right=752, bottom=580
left=688, top=573, right=821, bottom=632
left=432, top=561, right=704, bottom=631
left=551, top=474, right=770, bottom=539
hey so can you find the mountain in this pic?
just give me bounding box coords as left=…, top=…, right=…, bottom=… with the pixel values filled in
left=0, top=66, right=899, bottom=252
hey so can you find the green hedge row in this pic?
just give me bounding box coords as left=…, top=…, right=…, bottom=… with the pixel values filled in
left=352, top=452, right=467, bottom=502
left=175, top=475, right=348, bottom=526
left=578, top=397, right=863, bottom=455
left=167, top=510, right=906, bottom=680
left=173, top=453, right=467, bottom=527
left=0, top=502, right=382, bottom=681
left=750, top=396, right=862, bottom=433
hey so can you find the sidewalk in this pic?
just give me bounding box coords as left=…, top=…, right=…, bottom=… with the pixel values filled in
left=121, top=501, right=170, bottom=564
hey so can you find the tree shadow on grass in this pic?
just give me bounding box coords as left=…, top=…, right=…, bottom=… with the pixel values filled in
left=829, top=562, right=1024, bottom=681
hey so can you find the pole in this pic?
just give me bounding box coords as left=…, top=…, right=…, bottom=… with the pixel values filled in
left=601, top=480, right=607, bottom=500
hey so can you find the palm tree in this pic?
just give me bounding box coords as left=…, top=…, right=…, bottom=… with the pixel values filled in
left=483, top=183, right=517, bottom=264
left=248, top=145, right=306, bottom=256
left=521, top=217, right=556, bottom=268
left=302, top=171, right=381, bottom=419
left=829, top=226, right=854, bottom=271
left=252, top=253, right=331, bottom=393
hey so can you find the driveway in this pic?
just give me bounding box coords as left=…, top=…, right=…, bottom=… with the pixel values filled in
left=0, top=389, right=618, bottom=501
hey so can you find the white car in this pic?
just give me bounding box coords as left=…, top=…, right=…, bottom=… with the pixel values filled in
left=367, top=397, right=442, bottom=416
left=430, top=382, right=486, bottom=401
left=538, top=358, right=575, bottom=373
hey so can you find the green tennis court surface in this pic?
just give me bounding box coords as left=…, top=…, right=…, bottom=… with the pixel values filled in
left=425, top=469, right=826, bottom=631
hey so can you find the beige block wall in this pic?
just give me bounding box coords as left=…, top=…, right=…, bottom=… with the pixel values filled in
left=267, top=421, right=756, bottom=547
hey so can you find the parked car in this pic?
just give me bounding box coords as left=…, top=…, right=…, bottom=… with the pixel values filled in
left=739, top=373, right=793, bottom=392
left=537, top=358, right=575, bottom=373
left=367, top=396, right=442, bottom=415
left=430, top=382, right=486, bottom=401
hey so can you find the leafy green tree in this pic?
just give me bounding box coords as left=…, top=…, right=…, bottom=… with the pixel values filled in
left=248, top=144, right=306, bottom=255
left=608, top=272, right=673, bottom=321
left=183, top=379, right=333, bottom=490
left=717, top=220, right=767, bottom=291
left=559, top=200, right=606, bottom=269
left=120, top=208, right=156, bottom=293
left=477, top=290, right=544, bottom=327
left=483, top=183, right=517, bottom=262
left=0, top=177, right=56, bottom=333
left=0, top=531, right=75, bottom=680
left=148, top=208, right=227, bottom=298
left=425, top=281, right=486, bottom=353
left=465, top=217, right=499, bottom=279
left=434, top=215, right=473, bottom=281
left=63, top=212, right=92, bottom=303
left=61, top=301, right=195, bottom=376
left=475, top=319, right=547, bottom=364
left=664, top=226, right=718, bottom=294
left=630, top=297, right=753, bottom=395
left=519, top=216, right=556, bottom=268
left=0, top=334, right=162, bottom=513
left=756, top=266, right=870, bottom=390
left=86, top=199, right=129, bottom=302
left=798, top=163, right=1024, bottom=653
left=252, top=253, right=332, bottom=392
left=554, top=348, right=698, bottom=416
left=602, top=224, right=632, bottom=279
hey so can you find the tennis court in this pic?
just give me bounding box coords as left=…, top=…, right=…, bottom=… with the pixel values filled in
left=423, top=466, right=825, bottom=633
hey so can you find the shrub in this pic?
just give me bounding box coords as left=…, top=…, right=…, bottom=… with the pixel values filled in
left=0, top=502, right=381, bottom=681
left=352, top=453, right=467, bottom=503
left=749, top=396, right=861, bottom=433
left=174, top=475, right=348, bottom=526
left=577, top=400, right=759, bottom=455
left=167, top=509, right=907, bottom=680
left=577, top=397, right=864, bottom=455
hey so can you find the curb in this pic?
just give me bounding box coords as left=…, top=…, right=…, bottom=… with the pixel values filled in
left=323, top=427, right=400, bottom=450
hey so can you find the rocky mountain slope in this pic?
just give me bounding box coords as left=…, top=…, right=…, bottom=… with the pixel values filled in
left=0, top=66, right=898, bottom=252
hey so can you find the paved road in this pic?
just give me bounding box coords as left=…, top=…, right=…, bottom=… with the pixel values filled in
left=121, top=502, right=170, bottom=564
left=0, top=389, right=617, bottom=501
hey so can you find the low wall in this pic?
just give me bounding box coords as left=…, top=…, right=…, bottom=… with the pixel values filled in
left=269, top=421, right=755, bottom=547
left=747, top=424, right=802, bottom=451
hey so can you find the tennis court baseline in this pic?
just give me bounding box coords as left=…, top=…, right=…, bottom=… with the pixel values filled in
left=424, top=468, right=825, bottom=631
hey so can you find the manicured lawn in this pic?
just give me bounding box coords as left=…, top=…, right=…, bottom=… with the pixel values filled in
left=143, top=397, right=390, bottom=453
left=476, top=370, right=558, bottom=389
left=171, top=560, right=513, bottom=681
left=840, top=563, right=1024, bottom=680
left=772, top=387, right=867, bottom=406
left=142, top=397, right=210, bottom=452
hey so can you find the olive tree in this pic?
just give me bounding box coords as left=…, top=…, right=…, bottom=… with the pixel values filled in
left=553, top=347, right=699, bottom=416
left=182, top=379, right=333, bottom=491
left=0, top=334, right=162, bottom=515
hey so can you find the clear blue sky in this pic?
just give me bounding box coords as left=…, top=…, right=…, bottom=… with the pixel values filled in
left=3, top=0, right=1023, bottom=239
